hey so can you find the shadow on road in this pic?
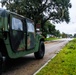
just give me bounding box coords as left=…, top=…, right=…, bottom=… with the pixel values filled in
left=3, top=55, right=35, bottom=73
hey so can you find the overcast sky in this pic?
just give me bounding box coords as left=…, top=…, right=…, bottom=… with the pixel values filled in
left=0, top=0, right=76, bottom=35
left=55, top=0, right=76, bottom=35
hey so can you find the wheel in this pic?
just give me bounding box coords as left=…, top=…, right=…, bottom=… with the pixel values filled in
left=34, top=41, right=45, bottom=59
left=0, top=53, right=3, bottom=75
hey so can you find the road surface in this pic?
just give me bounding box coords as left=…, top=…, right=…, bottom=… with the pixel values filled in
left=2, top=38, right=72, bottom=75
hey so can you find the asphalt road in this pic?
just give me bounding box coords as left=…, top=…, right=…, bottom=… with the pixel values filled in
left=2, top=38, right=72, bottom=75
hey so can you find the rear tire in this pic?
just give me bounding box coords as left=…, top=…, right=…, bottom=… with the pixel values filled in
left=34, top=41, right=45, bottom=59
left=0, top=53, right=3, bottom=75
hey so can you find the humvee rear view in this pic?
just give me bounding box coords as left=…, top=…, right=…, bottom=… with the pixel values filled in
left=0, top=8, right=45, bottom=74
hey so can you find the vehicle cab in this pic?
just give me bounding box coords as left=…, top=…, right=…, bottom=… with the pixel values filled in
left=0, top=8, right=45, bottom=58
left=0, top=8, right=45, bottom=74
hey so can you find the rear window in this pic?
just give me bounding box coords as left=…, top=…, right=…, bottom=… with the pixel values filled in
left=26, top=19, right=35, bottom=33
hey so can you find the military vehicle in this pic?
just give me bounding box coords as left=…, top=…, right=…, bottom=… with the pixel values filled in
left=0, top=8, right=45, bottom=74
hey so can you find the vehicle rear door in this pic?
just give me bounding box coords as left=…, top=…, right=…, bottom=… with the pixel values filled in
left=9, top=14, right=26, bottom=52
left=26, top=19, right=35, bottom=50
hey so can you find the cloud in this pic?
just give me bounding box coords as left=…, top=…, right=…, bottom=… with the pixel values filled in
left=55, top=22, right=76, bottom=34
left=55, top=0, right=76, bottom=35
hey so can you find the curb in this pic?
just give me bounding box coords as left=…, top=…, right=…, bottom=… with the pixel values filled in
left=33, top=54, right=57, bottom=75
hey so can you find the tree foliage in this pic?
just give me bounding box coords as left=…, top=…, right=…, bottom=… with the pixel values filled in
left=1, top=0, right=72, bottom=37
left=42, top=21, right=60, bottom=37
left=1, top=0, right=71, bottom=24
left=61, top=32, right=67, bottom=38
left=74, top=34, right=76, bottom=38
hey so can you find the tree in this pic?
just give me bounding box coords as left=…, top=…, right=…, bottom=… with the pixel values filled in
left=1, top=0, right=72, bottom=30
left=61, top=32, right=67, bottom=38
left=74, top=34, right=76, bottom=38
left=54, top=30, right=61, bottom=37
left=42, top=21, right=60, bottom=37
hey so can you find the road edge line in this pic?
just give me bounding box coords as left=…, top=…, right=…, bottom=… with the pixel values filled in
left=33, top=54, right=56, bottom=75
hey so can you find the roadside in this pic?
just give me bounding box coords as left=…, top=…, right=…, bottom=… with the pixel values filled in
left=35, top=39, right=76, bottom=75
left=2, top=39, right=68, bottom=75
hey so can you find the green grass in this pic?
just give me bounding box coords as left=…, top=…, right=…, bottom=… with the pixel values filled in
left=45, top=37, right=58, bottom=41
left=36, top=39, right=76, bottom=75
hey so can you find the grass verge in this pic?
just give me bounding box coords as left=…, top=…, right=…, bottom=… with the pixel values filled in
left=36, top=39, right=76, bottom=75
left=45, top=37, right=58, bottom=41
